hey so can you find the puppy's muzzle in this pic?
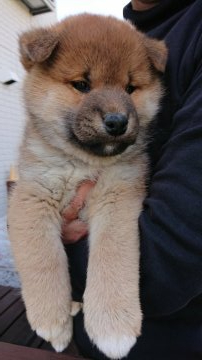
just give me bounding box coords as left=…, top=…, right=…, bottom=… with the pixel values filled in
left=104, top=113, right=128, bottom=136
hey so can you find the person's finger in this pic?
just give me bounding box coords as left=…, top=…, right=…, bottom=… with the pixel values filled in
left=62, top=219, right=88, bottom=244
left=63, top=180, right=96, bottom=221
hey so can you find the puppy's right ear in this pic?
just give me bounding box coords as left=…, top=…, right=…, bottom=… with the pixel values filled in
left=19, top=28, right=58, bottom=71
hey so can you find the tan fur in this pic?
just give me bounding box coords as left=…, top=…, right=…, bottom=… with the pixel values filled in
left=8, top=14, right=167, bottom=359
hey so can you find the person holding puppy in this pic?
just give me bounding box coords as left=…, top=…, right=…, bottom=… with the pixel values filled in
left=63, top=0, right=202, bottom=359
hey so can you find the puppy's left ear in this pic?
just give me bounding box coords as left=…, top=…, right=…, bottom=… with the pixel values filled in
left=144, top=37, right=168, bottom=73
left=19, top=28, right=58, bottom=71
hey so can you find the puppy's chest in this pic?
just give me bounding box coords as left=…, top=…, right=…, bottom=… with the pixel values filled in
left=41, top=153, right=144, bottom=217
left=55, top=164, right=99, bottom=213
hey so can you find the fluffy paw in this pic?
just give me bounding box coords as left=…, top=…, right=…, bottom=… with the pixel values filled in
left=35, top=317, right=72, bottom=352
left=84, top=304, right=141, bottom=359
left=96, top=334, right=137, bottom=359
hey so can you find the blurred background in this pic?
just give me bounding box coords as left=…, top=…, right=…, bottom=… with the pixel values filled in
left=0, top=0, right=126, bottom=287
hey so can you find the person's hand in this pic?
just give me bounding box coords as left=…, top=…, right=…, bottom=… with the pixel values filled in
left=62, top=180, right=96, bottom=244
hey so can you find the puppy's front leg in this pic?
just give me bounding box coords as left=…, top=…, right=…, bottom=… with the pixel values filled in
left=8, top=182, right=72, bottom=352
left=84, top=181, right=144, bottom=359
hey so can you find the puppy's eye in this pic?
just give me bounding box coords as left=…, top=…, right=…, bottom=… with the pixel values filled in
left=125, top=85, right=138, bottom=95
left=71, top=81, right=91, bottom=93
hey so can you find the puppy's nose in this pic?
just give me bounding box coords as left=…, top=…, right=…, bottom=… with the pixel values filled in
left=104, top=113, right=128, bottom=136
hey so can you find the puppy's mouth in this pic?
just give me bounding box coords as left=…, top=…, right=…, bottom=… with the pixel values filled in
left=68, top=128, right=137, bottom=157
left=65, top=107, right=139, bottom=157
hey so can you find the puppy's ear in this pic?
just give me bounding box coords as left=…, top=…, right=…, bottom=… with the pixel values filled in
left=144, top=37, right=168, bottom=73
left=19, top=28, right=58, bottom=71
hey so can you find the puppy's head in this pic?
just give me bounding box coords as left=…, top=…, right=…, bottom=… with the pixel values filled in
left=20, top=14, right=167, bottom=157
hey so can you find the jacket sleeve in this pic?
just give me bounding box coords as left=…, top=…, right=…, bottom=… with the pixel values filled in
left=139, top=55, right=202, bottom=317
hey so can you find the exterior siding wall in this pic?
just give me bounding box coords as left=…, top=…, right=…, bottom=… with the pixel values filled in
left=0, top=0, right=56, bottom=218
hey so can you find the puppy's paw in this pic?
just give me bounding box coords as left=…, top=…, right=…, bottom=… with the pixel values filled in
left=36, top=317, right=73, bottom=352
left=96, top=334, right=137, bottom=359
left=84, top=304, right=141, bottom=359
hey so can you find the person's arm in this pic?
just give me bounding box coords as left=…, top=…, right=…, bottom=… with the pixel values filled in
left=139, top=55, right=202, bottom=317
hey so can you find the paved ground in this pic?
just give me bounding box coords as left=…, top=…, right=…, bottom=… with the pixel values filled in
left=0, top=216, right=20, bottom=288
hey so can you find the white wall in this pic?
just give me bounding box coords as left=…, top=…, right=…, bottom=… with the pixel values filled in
left=0, top=0, right=56, bottom=218
left=56, top=0, right=126, bottom=20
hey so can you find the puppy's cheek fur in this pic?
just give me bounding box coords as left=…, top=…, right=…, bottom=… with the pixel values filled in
left=24, top=71, right=80, bottom=123
left=132, top=82, right=163, bottom=125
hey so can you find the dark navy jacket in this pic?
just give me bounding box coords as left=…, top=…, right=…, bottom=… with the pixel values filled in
left=123, top=0, right=202, bottom=320
left=67, top=0, right=202, bottom=330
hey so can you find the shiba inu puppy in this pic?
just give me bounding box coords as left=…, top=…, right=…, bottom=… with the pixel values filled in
left=8, top=14, right=167, bottom=359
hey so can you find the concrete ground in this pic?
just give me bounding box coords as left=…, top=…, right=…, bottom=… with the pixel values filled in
left=0, top=216, right=20, bottom=288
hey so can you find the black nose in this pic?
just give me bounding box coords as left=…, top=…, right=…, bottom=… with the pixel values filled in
left=104, top=113, right=128, bottom=136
